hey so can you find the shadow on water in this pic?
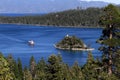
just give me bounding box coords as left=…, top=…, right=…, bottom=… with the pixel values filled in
left=56, top=49, right=89, bottom=66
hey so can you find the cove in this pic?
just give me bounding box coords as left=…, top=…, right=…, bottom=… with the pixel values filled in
left=0, top=24, right=102, bottom=66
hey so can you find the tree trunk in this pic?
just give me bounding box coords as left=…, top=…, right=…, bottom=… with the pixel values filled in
left=108, top=66, right=112, bottom=75
left=108, top=24, right=112, bottom=75
left=108, top=53, right=112, bottom=75
left=109, top=32, right=112, bottom=39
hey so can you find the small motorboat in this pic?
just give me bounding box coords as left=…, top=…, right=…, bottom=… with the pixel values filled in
left=28, top=40, right=35, bottom=45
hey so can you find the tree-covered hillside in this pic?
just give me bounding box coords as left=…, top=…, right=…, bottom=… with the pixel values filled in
left=0, top=6, right=120, bottom=27
left=0, top=8, right=103, bottom=27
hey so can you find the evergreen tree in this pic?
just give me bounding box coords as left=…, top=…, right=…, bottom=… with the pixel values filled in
left=61, top=64, right=72, bottom=80
left=23, top=66, right=32, bottom=80
left=6, top=54, right=19, bottom=79
left=35, top=57, right=46, bottom=80
left=6, top=54, right=14, bottom=70
left=0, top=53, right=14, bottom=80
left=113, top=50, right=120, bottom=78
left=17, top=58, right=23, bottom=80
left=71, top=62, right=84, bottom=80
left=14, top=61, right=20, bottom=80
left=98, top=4, right=120, bottom=75
left=29, top=56, right=36, bottom=78
left=82, top=52, right=101, bottom=80
left=46, top=54, right=64, bottom=80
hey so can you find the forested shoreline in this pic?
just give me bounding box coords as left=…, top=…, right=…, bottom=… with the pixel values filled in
left=0, top=6, right=119, bottom=28
left=0, top=7, right=109, bottom=27
left=0, top=4, right=120, bottom=80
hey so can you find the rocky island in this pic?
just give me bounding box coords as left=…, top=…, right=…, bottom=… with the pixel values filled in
left=54, top=35, right=94, bottom=51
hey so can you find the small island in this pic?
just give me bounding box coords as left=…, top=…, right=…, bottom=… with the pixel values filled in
left=54, top=35, right=94, bottom=51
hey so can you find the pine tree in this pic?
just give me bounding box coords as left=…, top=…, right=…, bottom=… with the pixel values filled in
left=6, top=54, right=19, bottom=79
left=18, top=58, right=23, bottom=80
left=35, top=57, right=46, bottom=80
left=0, top=53, right=14, bottom=80
left=71, top=62, right=84, bottom=80
left=6, top=54, right=14, bottom=71
left=98, top=4, right=120, bottom=75
left=23, top=66, right=32, bottom=80
left=29, top=56, right=36, bottom=78
left=113, top=50, right=120, bottom=78
left=14, top=61, right=20, bottom=79
left=82, top=52, right=101, bottom=80
left=46, top=54, right=64, bottom=80
left=61, top=64, right=72, bottom=80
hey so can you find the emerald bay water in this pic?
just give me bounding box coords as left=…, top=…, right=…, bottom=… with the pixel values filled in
left=0, top=24, right=102, bottom=66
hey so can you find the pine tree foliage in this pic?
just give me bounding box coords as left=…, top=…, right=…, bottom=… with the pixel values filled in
left=0, top=53, right=14, bottom=80
left=71, top=62, right=84, bottom=80
left=23, top=66, right=32, bottom=80
left=17, top=58, right=24, bottom=80
left=46, top=54, right=64, bottom=80
left=98, top=4, right=120, bottom=76
left=113, top=50, right=120, bottom=78
left=82, top=52, right=101, bottom=80
left=6, top=54, right=19, bottom=79
left=1, top=52, right=120, bottom=80
left=35, top=57, right=46, bottom=80
left=29, top=56, right=36, bottom=78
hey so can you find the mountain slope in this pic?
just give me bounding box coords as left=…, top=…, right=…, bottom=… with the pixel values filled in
left=0, top=8, right=103, bottom=27
left=0, top=0, right=109, bottom=13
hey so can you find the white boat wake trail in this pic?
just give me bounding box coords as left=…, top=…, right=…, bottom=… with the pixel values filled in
left=0, top=34, right=26, bottom=43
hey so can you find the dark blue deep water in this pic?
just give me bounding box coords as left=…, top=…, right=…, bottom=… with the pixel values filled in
left=0, top=24, right=102, bottom=66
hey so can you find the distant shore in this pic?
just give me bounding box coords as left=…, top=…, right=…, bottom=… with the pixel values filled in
left=0, top=23, right=103, bottom=28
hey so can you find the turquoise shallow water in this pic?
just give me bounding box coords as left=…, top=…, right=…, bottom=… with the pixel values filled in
left=0, top=24, right=102, bottom=66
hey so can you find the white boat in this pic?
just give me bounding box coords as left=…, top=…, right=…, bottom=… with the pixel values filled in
left=28, top=40, right=35, bottom=45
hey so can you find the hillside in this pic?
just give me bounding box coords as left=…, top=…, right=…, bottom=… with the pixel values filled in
left=0, top=6, right=119, bottom=27
left=0, top=8, right=103, bottom=27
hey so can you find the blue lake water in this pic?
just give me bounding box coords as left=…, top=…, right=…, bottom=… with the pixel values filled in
left=0, top=24, right=102, bottom=66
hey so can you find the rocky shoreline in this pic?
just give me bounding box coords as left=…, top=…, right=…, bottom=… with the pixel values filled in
left=54, top=35, right=94, bottom=51
left=54, top=44, right=94, bottom=51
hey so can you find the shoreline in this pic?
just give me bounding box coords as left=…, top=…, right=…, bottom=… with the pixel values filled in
left=54, top=44, right=94, bottom=51
left=0, top=23, right=103, bottom=28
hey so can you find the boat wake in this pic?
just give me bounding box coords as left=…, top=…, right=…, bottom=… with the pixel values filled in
left=0, top=34, right=26, bottom=43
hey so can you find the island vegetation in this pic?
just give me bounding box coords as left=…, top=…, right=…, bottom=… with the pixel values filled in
left=55, top=35, right=94, bottom=51
left=0, top=4, right=120, bottom=80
